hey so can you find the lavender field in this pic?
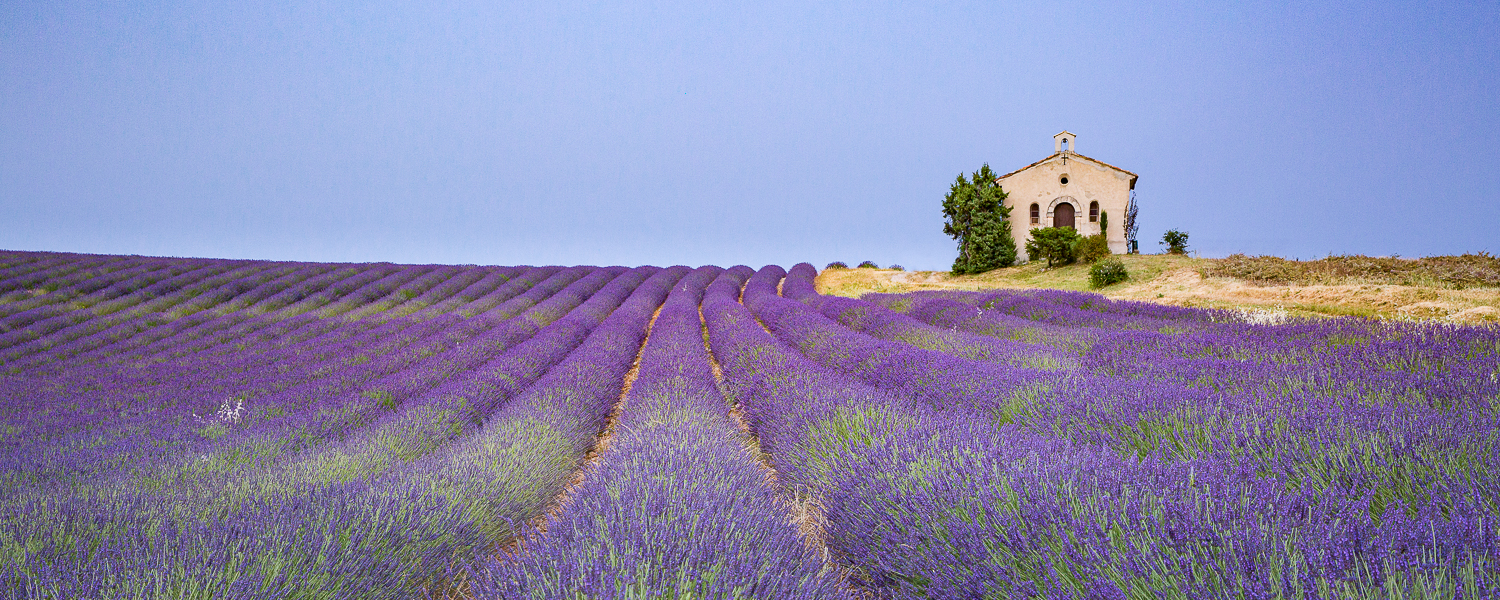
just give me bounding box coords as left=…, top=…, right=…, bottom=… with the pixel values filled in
left=1, top=250, right=1496, bottom=599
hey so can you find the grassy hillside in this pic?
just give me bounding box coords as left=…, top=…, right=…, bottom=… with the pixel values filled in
left=817, top=254, right=1500, bottom=324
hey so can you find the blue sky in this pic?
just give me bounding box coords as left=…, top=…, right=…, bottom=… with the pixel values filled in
left=3, top=0, right=1497, bottom=269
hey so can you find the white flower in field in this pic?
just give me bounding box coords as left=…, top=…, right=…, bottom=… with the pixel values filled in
left=220, top=399, right=245, bottom=423
left=1233, top=306, right=1290, bottom=326
left=193, top=398, right=245, bottom=424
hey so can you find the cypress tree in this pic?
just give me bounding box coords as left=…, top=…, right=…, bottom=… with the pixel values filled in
left=942, top=164, right=1017, bottom=274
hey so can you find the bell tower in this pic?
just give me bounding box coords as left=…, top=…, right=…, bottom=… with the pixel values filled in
left=1053, top=131, right=1076, bottom=154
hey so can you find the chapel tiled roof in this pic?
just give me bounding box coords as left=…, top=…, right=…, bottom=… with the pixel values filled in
left=996, top=151, right=1138, bottom=185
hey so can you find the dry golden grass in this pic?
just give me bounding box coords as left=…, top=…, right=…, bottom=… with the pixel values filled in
left=1204, top=253, right=1500, bottom=287
left=816, top=255, right=1500, bottom=325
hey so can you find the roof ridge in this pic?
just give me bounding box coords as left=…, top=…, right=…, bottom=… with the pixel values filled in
left=995, top=151, right=1137, bottom=182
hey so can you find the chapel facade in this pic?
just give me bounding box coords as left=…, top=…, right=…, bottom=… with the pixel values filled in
left=996, top=132, right=1137, bottom=259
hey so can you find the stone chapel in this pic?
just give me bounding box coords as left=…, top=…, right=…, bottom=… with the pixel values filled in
left=996, top=131, right=1137, bottom=259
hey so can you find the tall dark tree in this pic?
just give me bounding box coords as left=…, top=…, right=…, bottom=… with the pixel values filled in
left=1124, top=191, right=1140, bottom=254
left=942, top=164, right=1017, bottom=274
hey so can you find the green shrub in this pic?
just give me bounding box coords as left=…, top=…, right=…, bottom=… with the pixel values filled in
left=1025, top=227, right=1083, bottom=268
left=826, top=261, right=849, bottom=269
left=1162, top=229, right=1190, bottom=254
left=857, top=261, right=879, bottom=269
left=1075, top=234, right=1110, bottom=264
left=888, top=264, right=905, bottom=271
left=1089, top=258, right=1130, bottom=288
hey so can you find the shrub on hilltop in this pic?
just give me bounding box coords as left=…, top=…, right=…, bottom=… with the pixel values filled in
left=1161, top=229, right=1190, bottom=255
left=1089, top=258, right=1129, bottom=288
left=1075, top=234, right=1110, bottom=264
left=1025, top=227, right=1082, bottom=268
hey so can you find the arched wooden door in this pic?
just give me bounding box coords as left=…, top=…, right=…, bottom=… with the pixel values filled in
left=1054, top=203, right=1076, bottom=229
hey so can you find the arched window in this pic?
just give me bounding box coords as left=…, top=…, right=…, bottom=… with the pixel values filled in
left=1061, top=139, right=1069, bottom=152
left=1089, top=201, right=1099, bottom=222
left=1029, top=203, right=1040, bottom=225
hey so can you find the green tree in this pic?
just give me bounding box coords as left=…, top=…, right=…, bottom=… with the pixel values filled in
left=1161, top=229, right=1190, bottom=254
left=1025, top=227, right=1083, bottom=268
left=942, top=164, right=1017, bottom=274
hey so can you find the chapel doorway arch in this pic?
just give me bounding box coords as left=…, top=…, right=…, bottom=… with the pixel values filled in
left=1053, top=202, right=1076, bottom=229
